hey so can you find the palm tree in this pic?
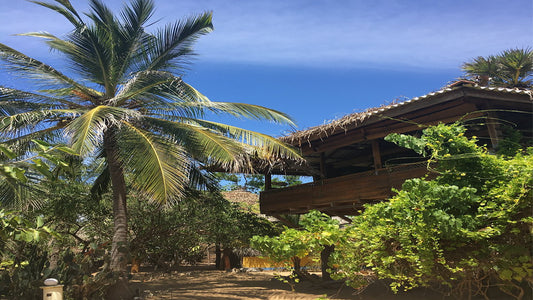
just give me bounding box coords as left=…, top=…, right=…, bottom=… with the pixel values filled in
left=0, top=0, right=299, bottom=284
left=462, top=48, right=533, bottom=88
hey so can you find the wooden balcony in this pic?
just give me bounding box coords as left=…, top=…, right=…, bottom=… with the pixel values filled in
left=260, top=162, right=430, bottom=216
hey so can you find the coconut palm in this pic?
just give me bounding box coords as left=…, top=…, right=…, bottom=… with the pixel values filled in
left=462, top=48, right=533, bottom=88
left=0, top=0, right=299, bottom=281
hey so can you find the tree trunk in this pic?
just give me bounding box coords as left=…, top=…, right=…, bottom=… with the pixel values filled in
left=215, top=243, right=221, bottom=269
left=320, top=245, right=334, bottom=281
left=47, top=239, right=60, bottom=271
left=104, top=130, right=134, bottom=299
left=104, top=130, right=129, bottom=274
left=291, top=256, right=302, bottom=275
left=222, top=248, right=232, bottom=271
left=228, top=249, right=241, bottom=269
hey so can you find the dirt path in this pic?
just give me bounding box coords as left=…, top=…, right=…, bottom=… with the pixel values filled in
left=129, top=265, right=516, bottom=300
left=130, top=266, right=354, bottom=300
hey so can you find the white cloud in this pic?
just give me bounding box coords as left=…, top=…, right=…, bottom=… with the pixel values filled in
left=1, top=0, right=531, bottom=70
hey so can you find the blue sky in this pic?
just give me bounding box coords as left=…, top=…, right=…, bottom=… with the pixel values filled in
left=0, top=0, right=531, bottom=136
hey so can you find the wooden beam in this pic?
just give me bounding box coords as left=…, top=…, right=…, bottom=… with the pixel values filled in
left=264, top=173, right=272, bottom=190
left=329, top=147, right=416, bottom=170
left=371, top=139, right=382, bottom=171
left=486, top=112, right=501, bottom=150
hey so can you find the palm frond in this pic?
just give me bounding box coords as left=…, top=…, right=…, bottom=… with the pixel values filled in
left=186, top=163, right=218, bottom=191
left=121, top=0, right=155, bottom=35
left=64, top=105, right=141, bottom=155
left=48, top=18, right=114, bottom=89
left=199, top=101, right=296, bottom=126
left=161, top=80, right=210, bottom=103
left=144, top=116, right=245, bottom=166
left=144, top=12, right=213, bottom=71
left=118, top=121, right=190, bottom=205
left=0, top=43, right=97, bottom=97
left=145, top=116, right=302, bottom=172
left=498, top=48, right=533, bottom=86
left=17, top=32, right=88, bottom=75
left=0, top=180, right=43, bottom=210
left=3, top=124, right=63, bottom=144
left=0, top=167, right=45, bottom=210
left=463, top=48, right=533, bottom=88
left=29, top=0, right=84, bottom=28
left=90, top=165, right=110, bottom=199
left=462, top=55, right=499, bottom=80
left=111, top=70, right=177, bottom=106
left=0, top=86, right=86, bottom=110
left=183, top=119, right=302, bottom=161
left=86, top=0, right=116, bottom=26
left=0, top=109, right=80, bottom=139
left=115, top=0, right=156, bottom=80
left=112, top=71, right=207, bottom=116
left=145, top=79, right=211, bottom=121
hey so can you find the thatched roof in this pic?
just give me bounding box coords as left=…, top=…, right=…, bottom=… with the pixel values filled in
left=221, top=189, right=259, bottom=207
left=281, top=81, right=532, bottom=146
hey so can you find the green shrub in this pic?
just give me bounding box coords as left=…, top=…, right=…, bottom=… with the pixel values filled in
left=332, top=123, right=532, bottom=299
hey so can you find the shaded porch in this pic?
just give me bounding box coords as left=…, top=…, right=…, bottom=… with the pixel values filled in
left=260, top=162, right=431, bottom=217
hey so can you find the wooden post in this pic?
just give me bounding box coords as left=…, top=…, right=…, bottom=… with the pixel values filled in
left=320, top=152, right=327, bottom=179
left=486, top=112, right=500, bottom=150
left=264, top=173, right=272, bottom=190
left=371, top=139, right=382, bottom=172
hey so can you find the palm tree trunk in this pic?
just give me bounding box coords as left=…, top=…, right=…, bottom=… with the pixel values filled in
left=103, top=129, right=136, bottom=299
left=104, top=129, right=129, bottom=275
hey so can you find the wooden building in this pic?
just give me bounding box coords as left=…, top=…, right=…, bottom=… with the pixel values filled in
left=259, top=82, right=532, bottom=220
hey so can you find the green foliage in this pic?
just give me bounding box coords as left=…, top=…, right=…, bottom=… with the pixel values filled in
left=0, top=141, right=77, bottom=209
left=0, top=210, right=53, bottom=254
left=332, top=179, right=480, bottom=292
left=0, top=211, right=56, bottom=299
left=0, top=182, right=276, bottom=298
left=387, top=123, right=502, bottom=193
left=251, top=210, right=341, bottom=266
left=335, top=123, right=532, bottom=298
left=129, top=190, right=277, bottom=269
left=497, top=126, right=524, bottom=157
left=1, top=0, right=300, bottom=281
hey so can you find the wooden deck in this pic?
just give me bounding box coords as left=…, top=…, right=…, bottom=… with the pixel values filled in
left=260, top=162, right=431, bottom=216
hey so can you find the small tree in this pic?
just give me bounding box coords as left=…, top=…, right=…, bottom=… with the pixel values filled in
left=251, top=210, right=342, bottom=281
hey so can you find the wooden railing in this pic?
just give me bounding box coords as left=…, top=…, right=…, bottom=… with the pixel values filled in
left=260, top=162, right=430, bottom=216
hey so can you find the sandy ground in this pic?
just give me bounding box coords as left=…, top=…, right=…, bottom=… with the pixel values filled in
left=129, top=265, right=528, bottom=300
left=130, top=265, right=355, bottom=300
